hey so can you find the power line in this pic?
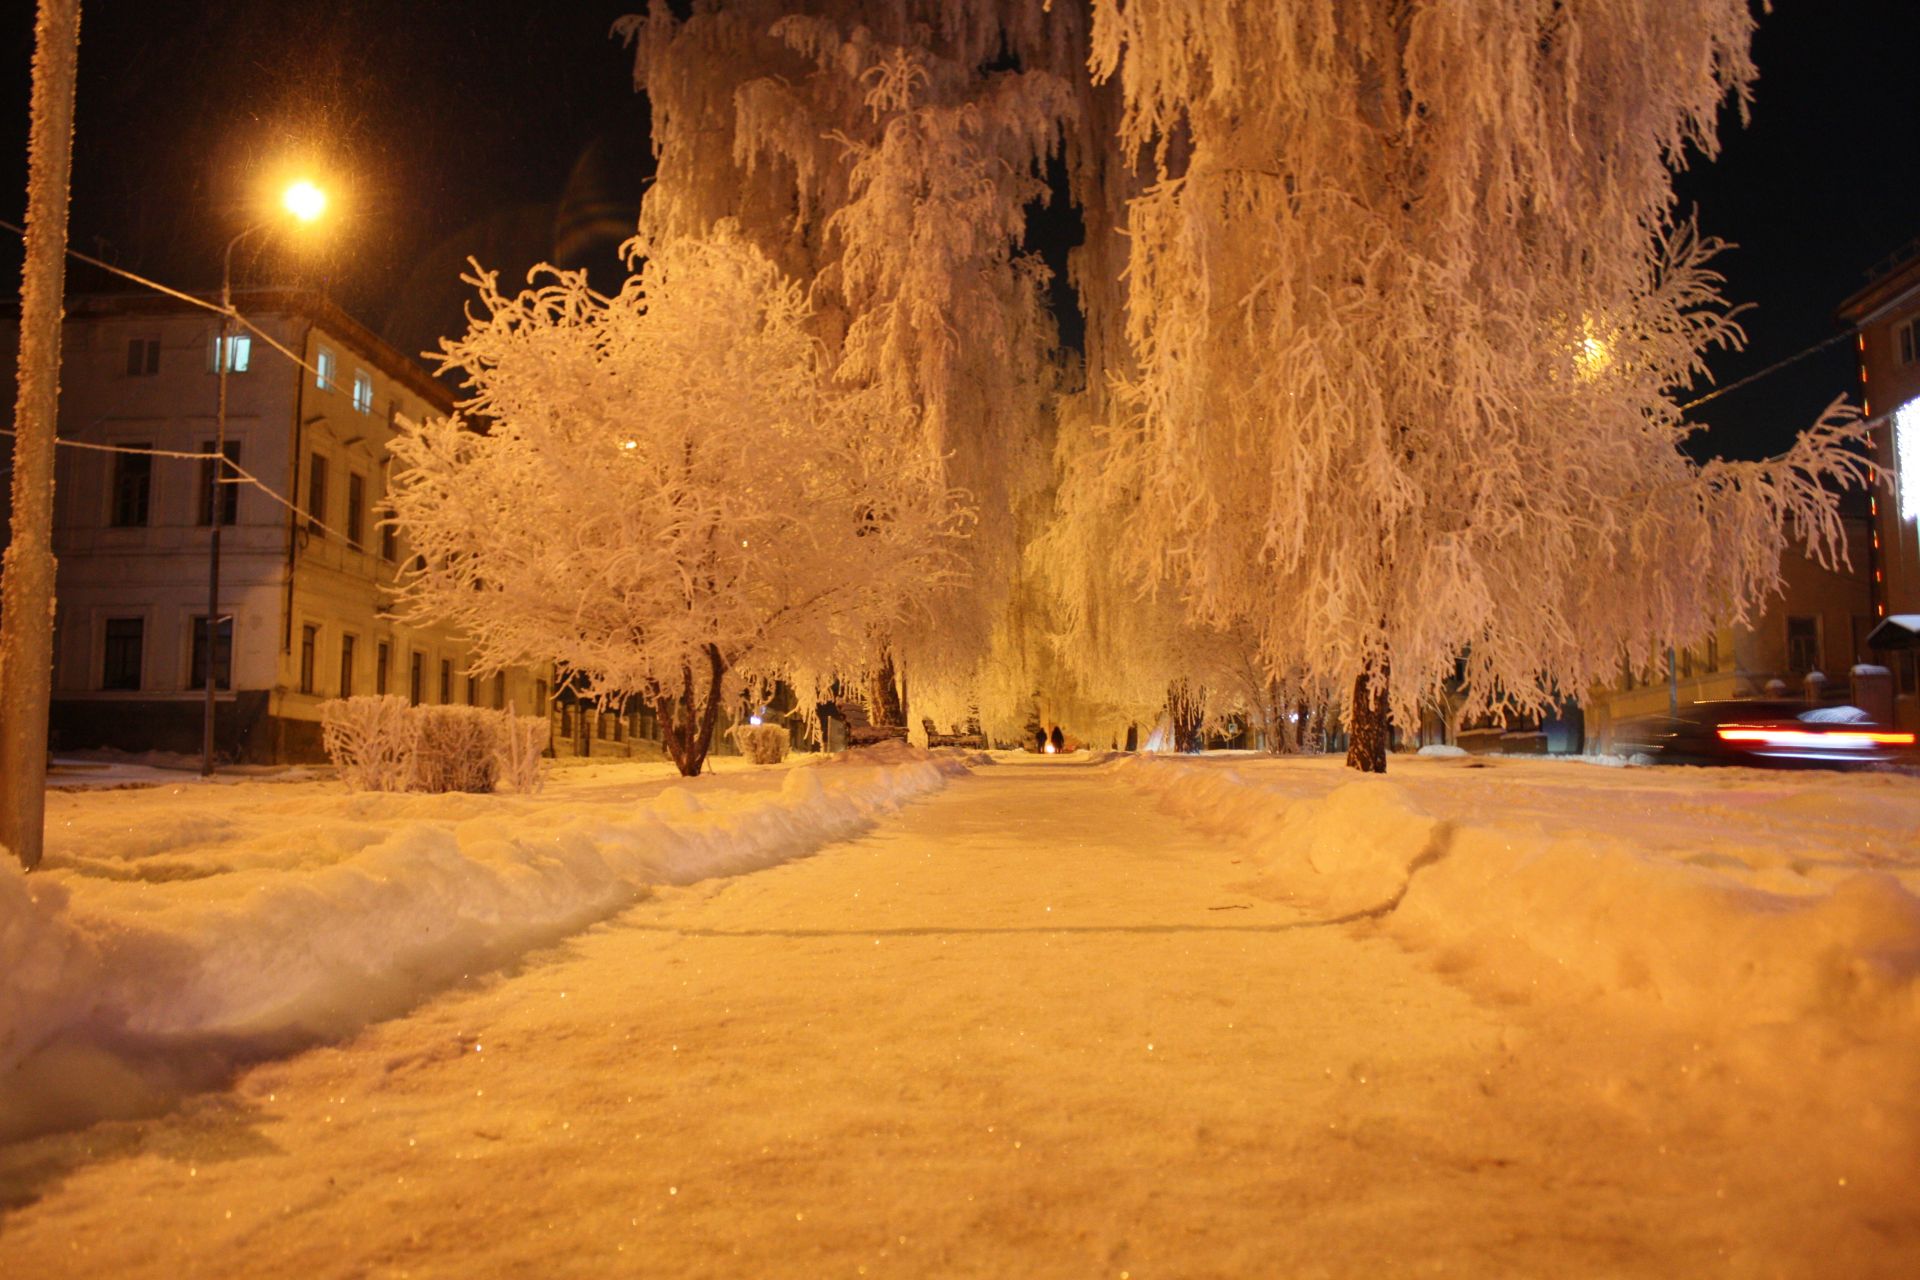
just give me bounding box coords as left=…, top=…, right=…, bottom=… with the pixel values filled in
left=1677, top=328, right=1859, bottom=413
left=0, top=217, right=326, bottom=382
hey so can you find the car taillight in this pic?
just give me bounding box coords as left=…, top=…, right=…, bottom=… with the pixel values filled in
left=1716, top=727, right=1916, bottom=749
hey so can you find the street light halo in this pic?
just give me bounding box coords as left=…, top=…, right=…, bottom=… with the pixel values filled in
left=283, top=179, right=327, bottom=223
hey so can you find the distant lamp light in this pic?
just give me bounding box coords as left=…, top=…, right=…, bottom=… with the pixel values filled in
left=1897, top=398, right=1920, bottom=523
left=1575, top=333, right=1611, bottom=381
left=749, top=715, right=763, bottom=726
left=282, top=179, right=328, bottom=223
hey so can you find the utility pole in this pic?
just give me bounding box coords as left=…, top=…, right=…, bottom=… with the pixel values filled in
left=0, top=0, right=82, bottom=872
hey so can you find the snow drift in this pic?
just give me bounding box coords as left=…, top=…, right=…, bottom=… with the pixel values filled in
left=1109, top=754, right=1920, bottom=1043
left=0, top=748, right=963, bottom=1141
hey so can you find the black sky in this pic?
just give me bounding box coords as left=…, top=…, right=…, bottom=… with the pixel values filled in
left=6, top=1, right=1917, bottom=460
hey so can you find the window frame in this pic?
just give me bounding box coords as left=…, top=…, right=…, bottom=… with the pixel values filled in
left=307, top=452, right=329, bottom=538
left=346, top=472, right=366, bottom=549
left=188, top=614, right=234, bottom=691
left=300, top=623, right=319, bottom=695
left=110, top=445, right=154, bottom=528
left=208, top=332, right=252, bottom=374
left=197, top=440, right=242, bottom=527
left=351, top=369, right=375, bottom=414
left=125, top=336, right=160, bottom=377
left=101, top=617, right=145, bottom=691
left=315, top=346, right=337, bottom=391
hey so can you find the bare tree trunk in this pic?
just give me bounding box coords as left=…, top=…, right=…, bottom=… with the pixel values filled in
left=656, top=644, right=727, bottom=777
left=0, top=0, right=81, bottom=872
left=1168, top=679, right=1206, bottom=753
left=1345, top=665, right=1391, bottom=773
left=1295, top=698, right=1312, bottom=752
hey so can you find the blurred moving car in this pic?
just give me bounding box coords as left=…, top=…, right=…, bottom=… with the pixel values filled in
left=1615, top=699, right=1917, bottom=767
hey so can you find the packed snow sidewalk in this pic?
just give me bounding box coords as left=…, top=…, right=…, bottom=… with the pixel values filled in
left=0, top=746, right=964, bottom=1141
left=2, top=756, right=1915, bottom=1277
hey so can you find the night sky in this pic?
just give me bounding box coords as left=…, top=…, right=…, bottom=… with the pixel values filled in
left=5, top=1, right=1917, bottom=461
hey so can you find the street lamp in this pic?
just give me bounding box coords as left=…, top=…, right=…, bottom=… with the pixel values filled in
left=202, top=179, right=327, bottom=776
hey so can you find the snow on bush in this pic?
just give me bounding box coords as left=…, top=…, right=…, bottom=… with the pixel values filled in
left=729, top=722, right=790, bottom=765
left=409, top=706, right=501, bottom=794
left=320, top=698, right=549, bottom=795
left=496, top=712, right=550, bottom=794
left=318, top=695, right=416, bottom=792
left=0, top=747, right=968, bottom=1141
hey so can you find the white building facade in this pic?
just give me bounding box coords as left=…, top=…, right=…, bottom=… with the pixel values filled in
left=9, top=289, right=557, bottom=762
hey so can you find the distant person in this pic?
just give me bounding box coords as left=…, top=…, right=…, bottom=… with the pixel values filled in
left=1035, top=728, right=1047, bottom=752
left=1049, top=726, right=1064, bottom=751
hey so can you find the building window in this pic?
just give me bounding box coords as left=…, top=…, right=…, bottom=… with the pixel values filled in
left=198, top=441, right=241, bottom=526
left=493, top=672, right=506, bottom=710
left=189, top=615, right=233, bottom=691
left=102, top=617, right=144, bottom=691
left=439, top=658, right=452, bottom=704
left=111, top=448, right=152, bottom=527
left=300, top=624, right=319, bottom=694
left=1705, top=633, right=1720, bottom=673
left=308, top=453, right=328, bottom=537
left=410, top=652, right=424, bottom=706
left=315, top=346, right=337, bottom=391
left=1786, top=616, right=1819, bottom=676
left=339, top=633, right=356, bottom=699
left=1678, top=647, right=1693, bottom=679
left=1899, top=316, right=1920, bottom=369
left=208, top=333, right=251, bottom=373
left=376, top=641, right=391, bottom=696
left=125, top=337, right=160, bottom=376
left=352, top=370, right=374, bottom=414
left=347, top=473, right=366, bottom=548
left=597, top=712, right=609, bottom=741
left=534, top=680, right=548, bottom=717
left=379, top=508, right=399, bottom=562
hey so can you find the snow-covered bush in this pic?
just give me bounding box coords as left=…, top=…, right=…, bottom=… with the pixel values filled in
left=319, top=696, right=417, bottom=792
left=729, top=722, right=789, bottom=765
left=321, top=700, right=548, bottom=795
left=410, top=707, right=502, bottom=794
left=496, top=714, right=550, bottom=794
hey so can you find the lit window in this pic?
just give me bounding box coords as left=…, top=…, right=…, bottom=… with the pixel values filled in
left=352, top=370, right=374, bottom=414
left=209, top=333, right=251, bottom=373
left=315, top=347, right=336, bottom=391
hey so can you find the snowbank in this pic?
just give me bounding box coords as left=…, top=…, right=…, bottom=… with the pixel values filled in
left=1108, top=754, right=1920, bottom=1044
left=0, top=749, right=964, bottom=1141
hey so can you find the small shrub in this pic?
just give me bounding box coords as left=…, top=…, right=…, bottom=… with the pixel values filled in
left=319, top=696, right=417, bottom=792
left=729, top=722, right=789, bottom=764
left=412, top=706, right=503, bottom=793
left=496, top=713, right=551, bottom=794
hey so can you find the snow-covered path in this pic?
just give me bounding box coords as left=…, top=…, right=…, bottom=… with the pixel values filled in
left=2, top=759, right=1914, bottom=1276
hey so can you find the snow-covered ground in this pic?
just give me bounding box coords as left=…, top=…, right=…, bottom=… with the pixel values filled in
left=2, top=753, right=1914, bottom=1276
left=0, top=747, right=963, bottom=1142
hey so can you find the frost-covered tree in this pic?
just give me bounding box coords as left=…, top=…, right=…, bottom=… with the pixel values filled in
left=621, top=1, right=1076, bottom=738
left=388, top=228, right=967, bottom=777
left=1064, top=0, right=1864, bottom=771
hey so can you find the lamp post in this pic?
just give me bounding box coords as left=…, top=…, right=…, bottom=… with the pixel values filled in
left=201, top=180, right=326, bottom=776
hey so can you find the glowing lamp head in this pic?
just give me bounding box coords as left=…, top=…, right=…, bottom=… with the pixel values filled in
left=1043, top=741, right=1057, bottom=754
left=282, top=180, right=328, bottom=223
